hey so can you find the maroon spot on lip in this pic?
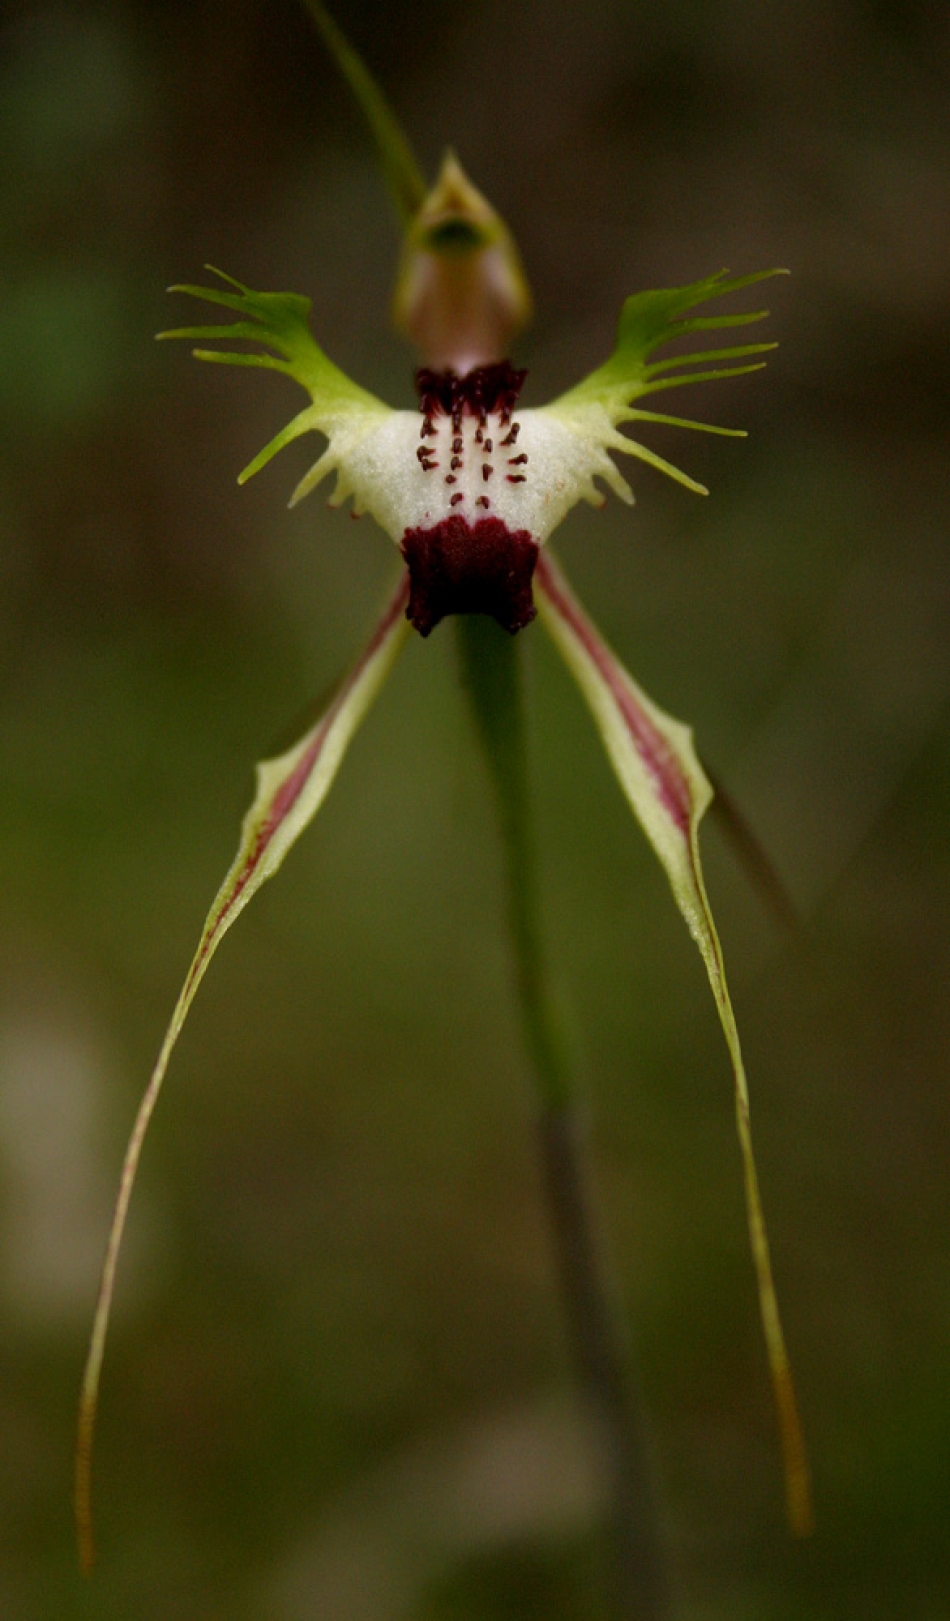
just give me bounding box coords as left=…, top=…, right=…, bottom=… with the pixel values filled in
left=415, top=361, right=527, bottom=423
left=401, top=515, right=538, bottom=637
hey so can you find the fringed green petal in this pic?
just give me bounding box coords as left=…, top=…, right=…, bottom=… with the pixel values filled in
left=626, top=410, right=747, bottom=437
left=189, top=349, right=290, bottom=373
left=643, top=340, right=777, bottom=377
left=160, top=266, right=386, bottom=415
left=237, top=406, right=322, bottom=485
left=159, top=267, right=391, bottom=495
left=635, top=360, right=771, bottom=398
left=552, top=268, right=787, bottom=421
left=611, top=436, right=710, bottom=495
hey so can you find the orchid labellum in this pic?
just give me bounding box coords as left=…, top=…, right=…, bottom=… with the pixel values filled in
left=77, top=2, right=811, bottom=1577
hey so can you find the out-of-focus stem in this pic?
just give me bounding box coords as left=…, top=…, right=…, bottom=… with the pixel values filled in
left=457, top=614, right=672, bottom=1621
left=299, top=0, right=426, bottom=224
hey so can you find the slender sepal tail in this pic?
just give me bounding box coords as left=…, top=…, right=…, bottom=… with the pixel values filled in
left=76, top=574, right=411, bottom=1573
left=535, top=550, right=812, bottom=1537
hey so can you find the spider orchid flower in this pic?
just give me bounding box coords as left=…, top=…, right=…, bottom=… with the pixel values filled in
left=76, top=51, right=812, bottom=1572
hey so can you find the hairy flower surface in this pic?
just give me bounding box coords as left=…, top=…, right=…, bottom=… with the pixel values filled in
left=77, top=46, right=811, bottom=1573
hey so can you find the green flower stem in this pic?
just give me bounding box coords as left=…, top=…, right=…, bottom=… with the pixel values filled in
left=457, top=614, right=672, bottom=1621
left=299, top=0, right=426, bottom=225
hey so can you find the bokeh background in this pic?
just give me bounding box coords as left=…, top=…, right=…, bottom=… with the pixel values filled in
left=2, top=1, right=949, bottom=1616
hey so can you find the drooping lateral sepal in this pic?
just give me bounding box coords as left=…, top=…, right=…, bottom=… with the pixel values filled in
left=534, top=551, right=813, bottom=1538
left=75, top=574, right=411, bottom=1574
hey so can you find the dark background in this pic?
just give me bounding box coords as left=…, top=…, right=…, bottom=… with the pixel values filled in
left=1, top=1, right=949, bottom=1616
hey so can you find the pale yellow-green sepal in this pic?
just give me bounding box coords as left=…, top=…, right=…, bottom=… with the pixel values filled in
left=76, top=574, right=411, bottom=1574
left=534, top=551, right=812, bottom=1537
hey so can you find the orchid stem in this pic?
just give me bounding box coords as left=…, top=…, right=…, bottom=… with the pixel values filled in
left=457, top=614, right=672, bottom=1621
left=300, top=0, right=426, bottom=225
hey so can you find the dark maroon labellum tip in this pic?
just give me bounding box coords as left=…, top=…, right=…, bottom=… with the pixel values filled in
left=401, top=516, right=538, bottom=637
left=415, top=362, right=528, bottom=425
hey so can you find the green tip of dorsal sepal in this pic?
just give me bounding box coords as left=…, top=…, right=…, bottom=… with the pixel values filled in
left=301, top=0, right=426, bottom=226
left=393, top=150, right=534, bottom=369
left=554, top=268, right=788, bottom=417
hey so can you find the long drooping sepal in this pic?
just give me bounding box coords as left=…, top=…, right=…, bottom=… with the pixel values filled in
left=534, top=552, right=812, bottom=1537
left=75, top=574, right=411, bottom=1574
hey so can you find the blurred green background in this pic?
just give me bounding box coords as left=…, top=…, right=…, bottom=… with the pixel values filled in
left=1, top=1, right=949, bottom=1616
